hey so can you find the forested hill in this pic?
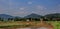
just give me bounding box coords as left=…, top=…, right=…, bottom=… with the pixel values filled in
left=44, top=13, right=60, bottom=18
left=24, top=13, right=43, bottom=18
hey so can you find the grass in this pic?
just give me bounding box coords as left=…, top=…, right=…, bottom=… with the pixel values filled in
left=0, top=21, right=60, bottom=29
left=48, top=21, right=60, bottom=29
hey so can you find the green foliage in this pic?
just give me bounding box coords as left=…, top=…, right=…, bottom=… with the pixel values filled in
left=44, top=13, right=60, bottom=21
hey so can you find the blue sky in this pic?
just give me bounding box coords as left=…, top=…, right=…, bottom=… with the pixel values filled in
left=0, top=0, right=60, bottom=17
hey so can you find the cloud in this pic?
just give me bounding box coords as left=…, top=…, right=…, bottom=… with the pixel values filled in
left=36, top=5, right=47, bottom=10
left=7, top=10, right=30, bottom=17
left=0, top=0, right=60, bottom=17
left=5, top=6, right=30, bottom=17
left=27, top=1, right=32, bottom=4
left=53, top=4, right=60, bottom=13
left=28, top=5, right=48, bottom=15
left=0, top=9, right=8, bottom=14
left=19, top=7, right=26, bottom=10
left=33, top=5, right=47, bottom=13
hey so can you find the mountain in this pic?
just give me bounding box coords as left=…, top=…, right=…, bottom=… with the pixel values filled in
left=24, top=13, right=43, bottom=18
left=14, top=16, right=21, bottom=18
left=0, top=14, right=13, bottom=19
left=44, top=13, right=60, bottom=18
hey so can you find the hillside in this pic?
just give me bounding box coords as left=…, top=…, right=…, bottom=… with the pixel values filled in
left=44, top=13, right=60, bottom=18
left=24, top=13, right=43, bottom=18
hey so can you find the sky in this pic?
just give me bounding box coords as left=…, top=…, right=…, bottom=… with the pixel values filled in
left=0, top=0, right=60, bottom=17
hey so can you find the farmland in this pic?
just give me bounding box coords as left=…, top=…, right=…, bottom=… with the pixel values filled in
left=0, top=21, right=60, bottom=29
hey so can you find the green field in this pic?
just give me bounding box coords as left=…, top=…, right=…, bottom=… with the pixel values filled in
left=0, top=21, right=60, bottom=29
left=48, top=21, right=60, bottom=29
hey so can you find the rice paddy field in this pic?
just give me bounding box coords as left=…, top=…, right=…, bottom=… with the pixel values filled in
left=0, top=21, right=60, bottom=29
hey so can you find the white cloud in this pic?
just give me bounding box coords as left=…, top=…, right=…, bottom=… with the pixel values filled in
left=31, top=11, right=36, bottom=13
left=36, top=5, right=47, bottom=10
left=8, top=11, right=30, bottom=17
left=19, top=6, right=29, bottom=11
left=27, top=2, right=32, bottom=4
left=20, top=8, right=25, bottom=10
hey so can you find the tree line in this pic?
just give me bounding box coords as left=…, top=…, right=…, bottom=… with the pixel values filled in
left=0, top=17, right=60, bottom=22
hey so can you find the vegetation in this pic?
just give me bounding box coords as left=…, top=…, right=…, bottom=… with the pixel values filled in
left=0, top=21, right=60, bottom=29
left=0, top=13, right=60, bottom=29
